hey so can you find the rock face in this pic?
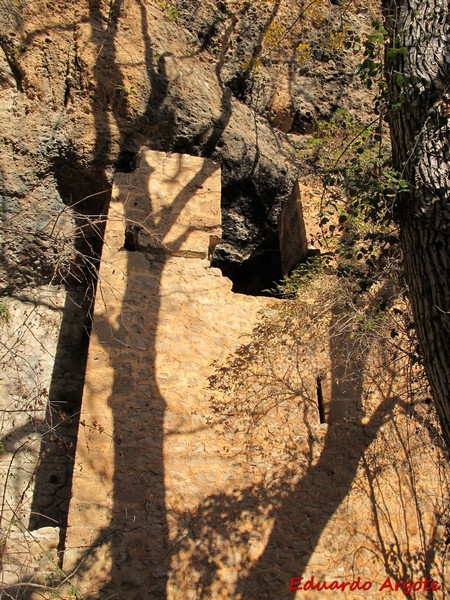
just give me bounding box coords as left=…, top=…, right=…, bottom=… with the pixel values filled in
left=0, top=0, right=375, bottom=294
left=0, top=285, right=83, bottom=587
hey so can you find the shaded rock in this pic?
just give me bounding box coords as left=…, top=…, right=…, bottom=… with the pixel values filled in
left=0, top=0, right=373, bottom=292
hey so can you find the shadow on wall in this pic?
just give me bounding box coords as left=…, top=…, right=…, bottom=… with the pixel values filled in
left=165, top=279, right=448, bottom=599
left=10, top=1, right=448, bottom=599
left=27, top=0, right=285, bottom=569
left=164, top=283, right=383, bottom=598
left=29, top=288, right=91, bottom=538
left=63, top=7, right=175, bottom=582
left=29, top=157, right=111, bottom=542
left=25, top=0, right=171, bottom=562
left=59, top=148, right=221, bottom=600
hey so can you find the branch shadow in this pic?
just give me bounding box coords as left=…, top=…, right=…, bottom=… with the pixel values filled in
left=25, top=0, right=247, bottom=595
left=166, top=279, right=412, bottom=599
left=88, top=153, right=221, bottom=599
left=353, top=403, right=450, bottom=600
left=26, top=0, right=172, bottom=593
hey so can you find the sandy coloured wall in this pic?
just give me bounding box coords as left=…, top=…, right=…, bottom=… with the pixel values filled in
left=63, top=149, right=267, bottom=596
left=63, top=150, right=449, bottom=600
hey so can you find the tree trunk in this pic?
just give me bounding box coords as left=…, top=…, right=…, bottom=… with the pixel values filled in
left=382, top=0, right=450, bottom=446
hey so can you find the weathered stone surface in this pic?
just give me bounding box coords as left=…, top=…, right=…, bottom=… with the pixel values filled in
left=64, top=151, right=267, bottom=584
left=0, top=288, right=63, bottom=530
left=0, top=0, right=379, bottom=296
left=0, top=2, right=448, bottom=597
left=278, top=179, right=308, bottom=276
left=0, top=283, right=93, bottom=594
left=62, top=151, right=448, bottom=600
left=1, top=526, right=60, bottom=589
left=114, top=150, right=221, bottom=257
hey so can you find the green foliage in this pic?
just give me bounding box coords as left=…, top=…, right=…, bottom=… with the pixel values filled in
left=166, top=5, right=178, bottom=20
left=345, top=21, right=387, bottom=90
left=386, top=45, right=408, bottom=60
left=276, top=256, right=323, bottom=298
left=12, top=40, right=26, bottom=58
left=241, top=56, right=263, bottom=73
left=345, top=20, right=411, bottom=116
left=304, top=0, right=326, bottom=27
left=158, top=0, right=178, bottom=20
left=304, top=108, right=376, bottom=168
left=263, top=21, right=286, bottom=48
left=0, top=301, right=10, bottom=323
left=322, top=24, right=350, bottom=53
left=296, top=42, right=311, bottom=65
left=320, top=153, right=405, bottom=292
left=309, top=16, right=417, bottom=297
left=115, top=84, right=137, bottom=99
left=298, top=104, right=406, bottom=297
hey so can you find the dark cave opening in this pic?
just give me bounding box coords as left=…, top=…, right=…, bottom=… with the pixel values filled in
left=211, top=175, right=287, bottom=297
left=213, top=247, right=283, bottom=296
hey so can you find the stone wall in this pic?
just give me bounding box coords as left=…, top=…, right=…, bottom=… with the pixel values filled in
left=0, top=287, right=66, bottom=585
left=63, top=150, right=267, bottom=595
left=0, top=285, right=91, bottom=589
left=63, top=150, right=449, bottom=599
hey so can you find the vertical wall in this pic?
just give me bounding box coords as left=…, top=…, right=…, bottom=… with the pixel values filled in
left=0, top=287, right=66, bottom=585
left=63, top=150, right=267, bottom=595
left=63, top=150, right=448, bottom=600
left=278, top=179, right=308, bottom=276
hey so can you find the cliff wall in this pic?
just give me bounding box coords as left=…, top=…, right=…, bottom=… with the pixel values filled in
left=0, top=1, right=449, bottom=598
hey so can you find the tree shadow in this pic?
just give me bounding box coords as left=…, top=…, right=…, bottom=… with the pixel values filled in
left=26, top=0, right=172, bottom=590
left=69, top=9, right=294, bottom=594
left=353, top=394, right=450, bottom=600
left=23, top=1, right=260, bottom=595
left=50, top=139, right=222, bottom=600
left=3, top=3, right=448, bottom=599
left=165, top=278, right=434, bottom=599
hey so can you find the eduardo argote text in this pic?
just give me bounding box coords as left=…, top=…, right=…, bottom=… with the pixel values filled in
left=290, top=575, right=441, bottom=594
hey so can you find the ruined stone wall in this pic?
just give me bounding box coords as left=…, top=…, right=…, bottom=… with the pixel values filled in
left=0, top=285, right=92, bottom=589
left=63, top=151, right=449, bottom=600
left=63, top=150, right=267, bottom=594
left=0, top=287, right=66, bottom=585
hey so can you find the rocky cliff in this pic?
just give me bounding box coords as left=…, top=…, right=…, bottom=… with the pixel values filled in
left=0, top=0, right=376, bottom=293
left=1, top=3, right=449, bottom=598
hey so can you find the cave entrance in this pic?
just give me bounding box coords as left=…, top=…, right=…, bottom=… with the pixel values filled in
left=213, top=179, right=309, bottom=297
left=214, top=247, right=283, bottom=296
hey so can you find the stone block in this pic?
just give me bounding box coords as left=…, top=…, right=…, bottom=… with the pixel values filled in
left=278, top=179, right=308, bottom=276
left=113, top=150, right=222, bottom=257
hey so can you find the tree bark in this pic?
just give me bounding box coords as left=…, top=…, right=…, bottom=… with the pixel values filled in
left=382, top=0, right=450, bottom=446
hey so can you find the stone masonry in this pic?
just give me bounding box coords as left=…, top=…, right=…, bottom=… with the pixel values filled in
left=63, top=150, right=449, bottom=599
left=278, top=179, right=308, bottom=276
left=0, top=287, right=63, bottom=586
left=63, top=150, right=267, bottom=596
